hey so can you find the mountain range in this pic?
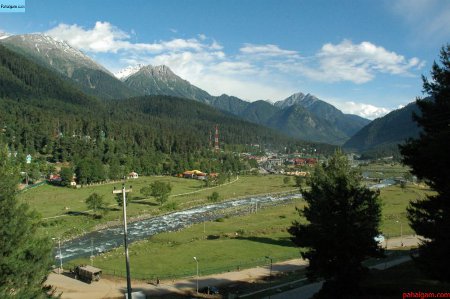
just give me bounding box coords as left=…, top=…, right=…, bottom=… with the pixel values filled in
left=3, top=33, right=410, bottom=147
left=117, top=64, right=371, bottom=144
left=2, top=42, right=329, bottom=173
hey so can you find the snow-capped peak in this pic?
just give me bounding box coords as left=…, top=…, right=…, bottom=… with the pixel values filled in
left=114, top=64, right=144, bottom=80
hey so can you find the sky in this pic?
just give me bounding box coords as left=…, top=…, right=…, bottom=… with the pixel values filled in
left=1, top=0, right=449, bottom=119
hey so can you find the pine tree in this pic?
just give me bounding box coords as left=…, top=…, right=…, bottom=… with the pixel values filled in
left=288, top=151, right=382, bottom=297
left=400, top=45, right=450, bottom=281
left=0, top=143, right=53, bottom=298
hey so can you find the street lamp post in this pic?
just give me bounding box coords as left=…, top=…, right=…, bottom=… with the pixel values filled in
left=193, top=257, right=199, bottom=293
left=396, top=220, right=404, bottom=246
left=265, top=256, right=273, bottom=279
left=113, top=181, right=133, bottom=299
left=52, top=237, right=62, bottom=274
left=400, top=222, right=403, bottom=246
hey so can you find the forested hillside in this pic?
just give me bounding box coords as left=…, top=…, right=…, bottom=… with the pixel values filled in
left=1, top=34, right=140, bottom=100
left=0, top=45, right=334, bottom=181
left=343, top=102, right=422, bottom=158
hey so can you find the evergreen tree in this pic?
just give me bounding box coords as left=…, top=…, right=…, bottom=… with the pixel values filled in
left=0, top=144, right=53, bottom=298
left=288, top=151, right=382, bottom=298
left=400, top=45, right=450, bottom=281
left=59, top=167, right=73, bottom=187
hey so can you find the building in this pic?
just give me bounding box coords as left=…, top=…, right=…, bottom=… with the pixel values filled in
left=128, top=172, right=139, bottom=179
left=182, top=170, right=207, bottom=180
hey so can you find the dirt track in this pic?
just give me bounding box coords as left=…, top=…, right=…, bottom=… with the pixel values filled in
left=46, top=235, right=420, bottom=298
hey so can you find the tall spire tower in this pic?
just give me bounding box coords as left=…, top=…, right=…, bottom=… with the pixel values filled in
left=214, top=124, right=219, bottom=152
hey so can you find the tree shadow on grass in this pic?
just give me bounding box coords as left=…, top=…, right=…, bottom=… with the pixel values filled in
left=131, top=200, right=158, bottom=206
left=105, top=207, right=120, bottom=212
left=65, top=211, right=90, bottom=216
left=235, top=236, right=295, bottom=247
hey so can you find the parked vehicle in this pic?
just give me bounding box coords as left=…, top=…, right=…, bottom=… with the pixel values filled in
left=74, top=265, right=102, bottom=283
left=199, top=286, right=220, bottom=295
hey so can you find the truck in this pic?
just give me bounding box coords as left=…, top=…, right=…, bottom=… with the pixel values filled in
left=74, top=265, right=102, bottom=283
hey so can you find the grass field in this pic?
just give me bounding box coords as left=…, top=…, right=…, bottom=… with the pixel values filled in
left=359, top=162, right=411, bottom=179
left=378, top=184, right=433, bottom=237
left=65, top=184, right=433, bottom=280
left=18, top=175, right=297, bottom=239
left=67, top=200, right=305, bottom=280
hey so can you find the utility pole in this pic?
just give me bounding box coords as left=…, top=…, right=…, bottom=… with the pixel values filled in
left=90, top=238, right=94, bottom=266
left=58, top=238, right=62, bottom=273
left=113, top=181, right=133, bottom=299
left=193, top=257, right=199, bottom=293
left=265, top=256, right=273, bottom=279
left=52, top=237, right=62, bottom=274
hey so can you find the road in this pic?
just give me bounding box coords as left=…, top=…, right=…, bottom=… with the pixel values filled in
left=45, top=235, right=421, bottom=299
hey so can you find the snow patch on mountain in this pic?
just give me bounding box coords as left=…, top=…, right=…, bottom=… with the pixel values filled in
left=114, top=64, right=144, bottom=80
left=274, top=92, right=320, bottom=109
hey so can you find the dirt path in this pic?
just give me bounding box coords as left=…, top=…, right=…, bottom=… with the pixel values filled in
left=46, top=259, right=306, bottom=298
left=46, top=236, right=420, bottom=298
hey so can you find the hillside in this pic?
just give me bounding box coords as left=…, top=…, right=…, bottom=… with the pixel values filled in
left=121, top=65, right=213, bottom=103
left=275, top=92, right=371, bottom=137
left=1, top=34, right=139, bottom=100
left=343, top=102, right=422, bottom=156
left=267, top=104, right=348, bottom=144
left=0, top=44, right=335, bottom=176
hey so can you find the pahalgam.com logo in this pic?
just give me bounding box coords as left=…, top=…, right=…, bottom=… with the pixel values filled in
left=0, top=1, right=25, bottom=12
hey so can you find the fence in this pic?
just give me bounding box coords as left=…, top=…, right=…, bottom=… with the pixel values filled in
left=19, top=180, right=48, bottom=192
left=64, top=252, right=300, bottom=281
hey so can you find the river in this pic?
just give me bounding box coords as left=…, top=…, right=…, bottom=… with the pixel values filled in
left=57, top=192, right=302, bottom=263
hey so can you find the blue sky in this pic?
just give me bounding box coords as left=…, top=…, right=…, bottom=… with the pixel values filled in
left=1, top=0, right=449, bottom=119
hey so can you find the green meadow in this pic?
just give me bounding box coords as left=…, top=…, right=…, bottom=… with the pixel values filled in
left=66, top=183, right=433, bottom=279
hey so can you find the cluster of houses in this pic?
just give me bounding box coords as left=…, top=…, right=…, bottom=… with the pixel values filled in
left=48, top=171, right=140, bottom=187
left=243, top=152, right=318, bottom=175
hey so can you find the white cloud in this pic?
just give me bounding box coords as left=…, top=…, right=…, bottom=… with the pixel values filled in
left=44, top=22, right=424, bottom=105
left=332, top=101, right=391, bottom=120
left=240, top=44, right=299, bottom=58
left=300, top=40, right=423, bottom=84
left=46, top=22, right=130, bottom=53
left=46, top=21, right=217, bottom=54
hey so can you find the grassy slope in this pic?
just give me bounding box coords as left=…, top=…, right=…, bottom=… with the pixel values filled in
left=66, top=184, right=433, bottom=279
